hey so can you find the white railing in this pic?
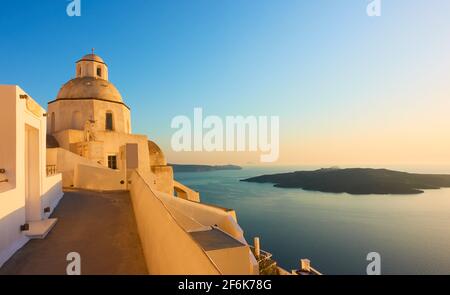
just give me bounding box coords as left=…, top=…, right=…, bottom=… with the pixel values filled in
left=46, top=165, right=57, bottom=177
left=129, top=170, right=223, bottom=274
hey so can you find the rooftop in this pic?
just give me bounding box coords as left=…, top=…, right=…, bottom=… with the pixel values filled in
left=55, top=77, right=124, bottom=103
left=77, top=53, right=106, bottom=64
left=0, top=190, right=147, bottom=275
left=190, top=228, right=245, bottom=252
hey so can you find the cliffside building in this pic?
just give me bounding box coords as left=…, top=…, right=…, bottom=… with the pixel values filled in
left=0, top=53, right=259, bottom=274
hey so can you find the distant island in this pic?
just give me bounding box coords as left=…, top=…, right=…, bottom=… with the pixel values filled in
left=170, top=164, right=242, bottom=173
left=241, top=168, right=450, bottom=195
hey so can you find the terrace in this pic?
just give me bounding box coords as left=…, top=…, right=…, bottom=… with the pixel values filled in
left=0, top=189, right=147, bottom=275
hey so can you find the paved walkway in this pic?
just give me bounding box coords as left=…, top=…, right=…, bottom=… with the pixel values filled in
left=0, top=190, right=148, bottom=274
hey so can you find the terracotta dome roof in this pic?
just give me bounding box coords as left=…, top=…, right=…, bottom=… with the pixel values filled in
left=148, top=140, right=167, bottom=166
left=56, top=77, right=123, bottom=103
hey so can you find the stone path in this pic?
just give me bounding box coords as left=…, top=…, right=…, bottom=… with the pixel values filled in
left=0, top=189, right=147, bottom=274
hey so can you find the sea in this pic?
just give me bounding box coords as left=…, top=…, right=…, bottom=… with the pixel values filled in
left=174, top=165, right=450, bottom=275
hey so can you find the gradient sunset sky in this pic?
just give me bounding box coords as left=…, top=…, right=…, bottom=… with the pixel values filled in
left=1, top=0, right=450, bottom=166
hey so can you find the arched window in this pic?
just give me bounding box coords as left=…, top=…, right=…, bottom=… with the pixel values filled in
left=105, top=112, right=113, bottom=131
left=97, top=66, right=102, bottom=78
left=50, top=112, right=55, bottom=133
left=77, top=65, right=81, bottom=76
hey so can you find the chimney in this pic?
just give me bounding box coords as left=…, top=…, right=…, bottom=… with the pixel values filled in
left=300, top=259, right=311, bottom=272
left=254, top=237, right=260, bottom=258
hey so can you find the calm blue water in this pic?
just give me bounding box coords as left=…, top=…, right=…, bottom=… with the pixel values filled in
left=175, top=166, right=450, bottom=275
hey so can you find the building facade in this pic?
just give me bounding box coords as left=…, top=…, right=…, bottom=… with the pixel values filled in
left=46, top=53, right=178, bottom=195
left=0, top=86, right=63, bottom=267
left=0, top=53, right=261, bottom=275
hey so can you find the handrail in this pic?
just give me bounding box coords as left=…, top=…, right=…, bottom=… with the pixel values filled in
left=187, top=199, right=235, bottom=212
left=249, top=245, right=273, bottom=262
left=46, top=165, right=57, bottom=176
left=293, top=266, right=323, bottom=276
left=133, top=170, right=223, bottom=275
left=309, top=267, right=322, bottom=275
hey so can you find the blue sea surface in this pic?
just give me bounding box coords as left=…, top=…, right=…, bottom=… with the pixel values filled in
left=175, top=166, right=450, bottom=275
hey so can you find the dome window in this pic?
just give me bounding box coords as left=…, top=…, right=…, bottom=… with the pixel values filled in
left=105, top=112, right=114, bottom=131
left=97, top=66, right=102, bottom=78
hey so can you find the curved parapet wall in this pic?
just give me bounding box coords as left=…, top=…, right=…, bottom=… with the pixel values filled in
left=156, top=189, right=244, bottom=243
left=173, top=180, right=200, bottom=202
left=128, top=171, right=221, bottom=274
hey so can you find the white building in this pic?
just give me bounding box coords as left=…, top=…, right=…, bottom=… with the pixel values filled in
left=46, top=53, right=176, bottom=194
left=0, top=53, right=260, bottom=274
left=0, top=86, right=63, bottom=267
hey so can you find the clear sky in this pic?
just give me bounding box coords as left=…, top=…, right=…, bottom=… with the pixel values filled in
left=1, top=0, right=450, bottom=166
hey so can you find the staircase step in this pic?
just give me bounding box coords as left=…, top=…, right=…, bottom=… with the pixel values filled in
left=23, top=218, right=58, bottom=239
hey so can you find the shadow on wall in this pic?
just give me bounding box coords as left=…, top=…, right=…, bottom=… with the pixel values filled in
left=0, top=178, right=63, bottom=269
left=0, top=206, right=28, bottom=268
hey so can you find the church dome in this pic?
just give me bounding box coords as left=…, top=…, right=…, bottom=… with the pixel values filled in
left=78, top=53, right=105, bottom=64
left=56, top=77, right=123, bottom=103
left=148, top=140, right=167, bottom=166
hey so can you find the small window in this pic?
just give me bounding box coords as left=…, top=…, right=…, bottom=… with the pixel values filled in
left=97, top=66, right=102, bottom=77
left=105, top=112, right=113, bottom=131
left=77, top=65, right=81, bottom=76
left=108, top=155, right=117, bottom=170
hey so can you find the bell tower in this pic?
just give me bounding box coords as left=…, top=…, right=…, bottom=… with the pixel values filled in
left=75, top=49, right=109, bottom=80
